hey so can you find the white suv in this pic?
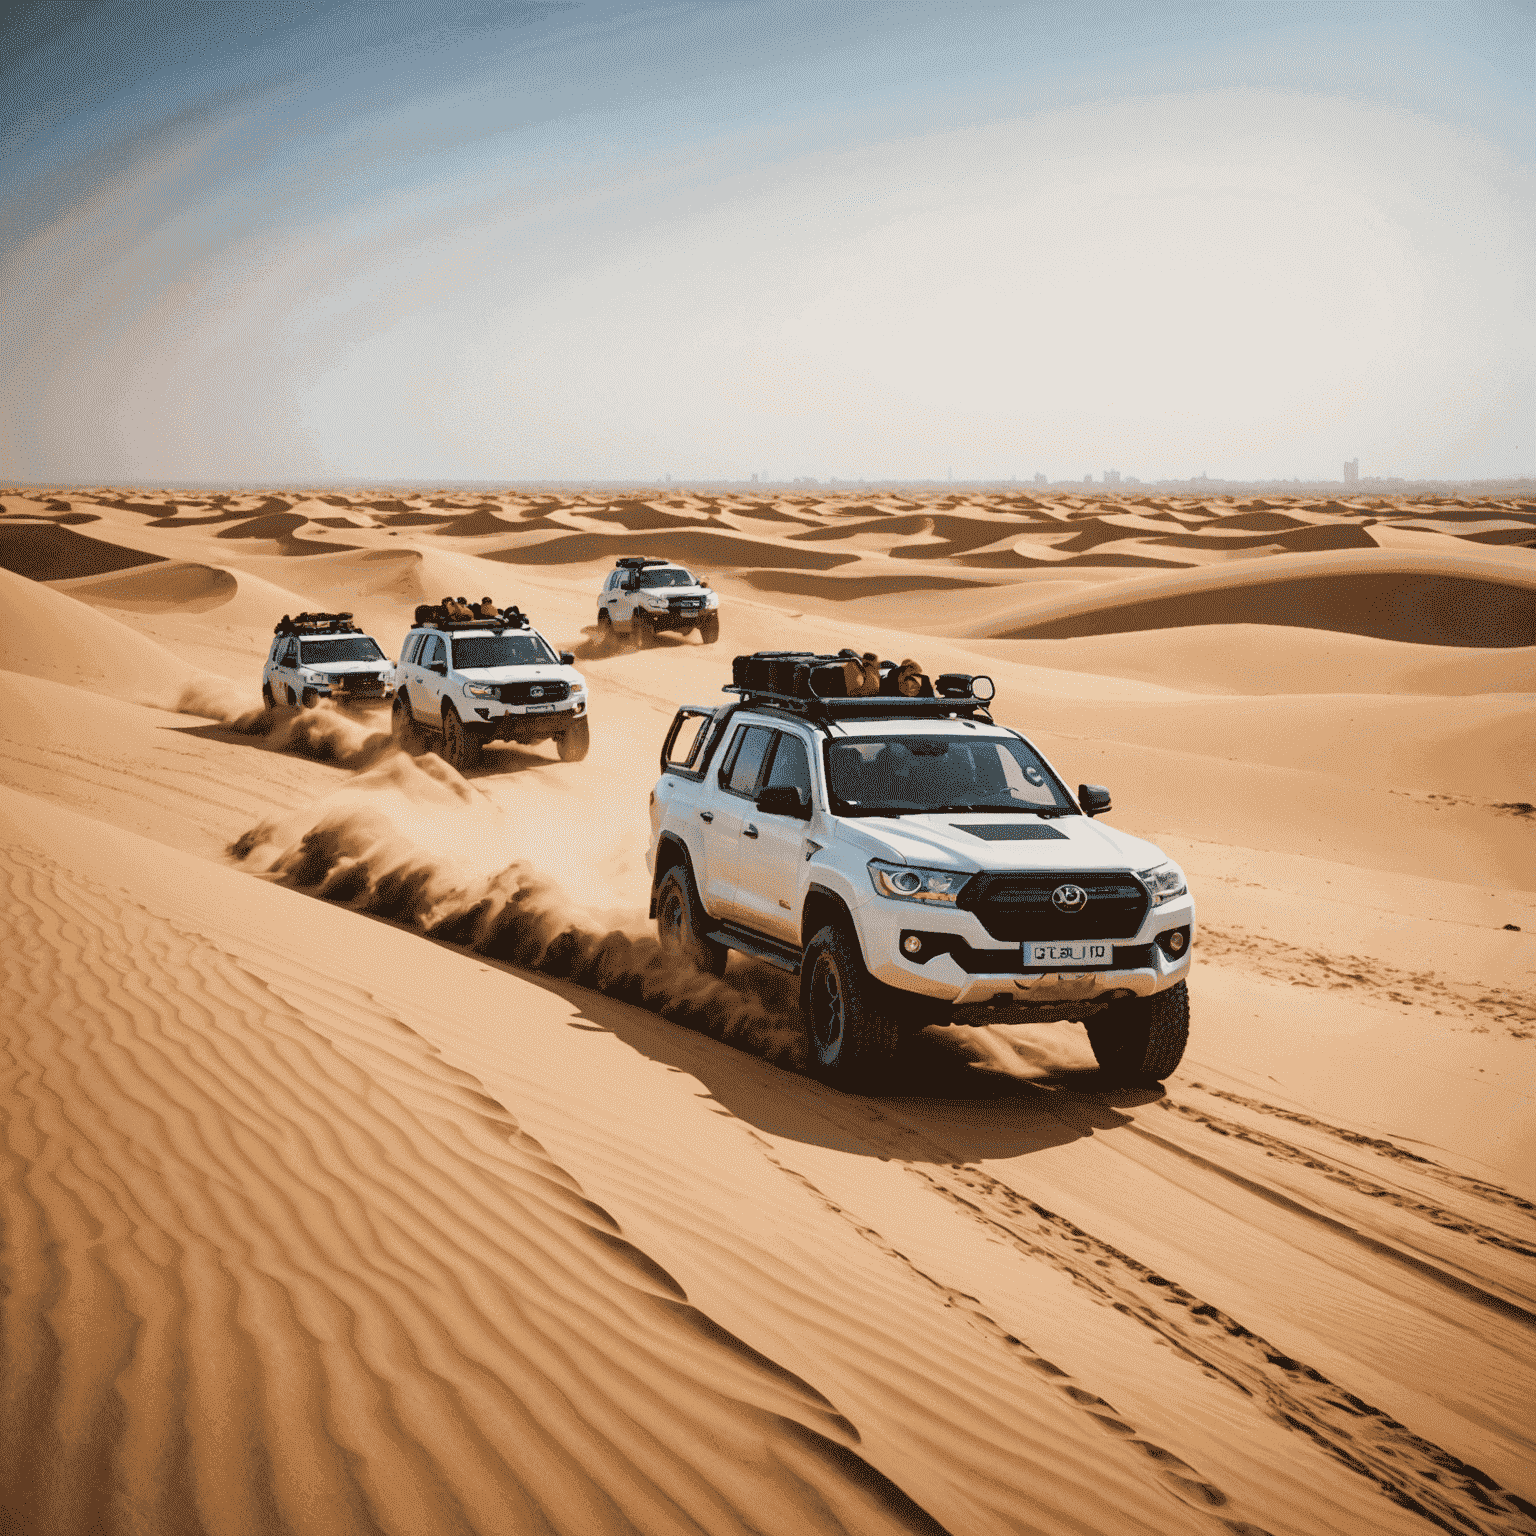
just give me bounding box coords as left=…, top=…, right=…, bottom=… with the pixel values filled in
left=647, top=655, right=1194, bottom=1090
left=263, top=613, right=396, bottom=707
left=597, top=557, right=720, bottom=646
left=392, top=607, right=589, bottom=771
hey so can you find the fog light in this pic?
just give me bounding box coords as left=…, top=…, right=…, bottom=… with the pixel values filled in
left=1168, top=931, right=1186, bottom=953
left=903, top=934, right=923, bottom=955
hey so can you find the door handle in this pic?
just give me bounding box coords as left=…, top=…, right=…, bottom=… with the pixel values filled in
left=699, top=811, right=713, bottom=823
left=743, top=823, right=759, bottom=838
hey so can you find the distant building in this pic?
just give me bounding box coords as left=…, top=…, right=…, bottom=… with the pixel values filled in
left=1344, top=459, right=1359, bottom=484
left=751, top=473, right=759, bottom=484
left=1033, top=472, right=1048, bottom=487
left=1104, top=470, right=1121, bottom=487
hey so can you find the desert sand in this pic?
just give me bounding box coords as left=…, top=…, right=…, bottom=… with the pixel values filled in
left=1, top=483, right=1533, bottom=1536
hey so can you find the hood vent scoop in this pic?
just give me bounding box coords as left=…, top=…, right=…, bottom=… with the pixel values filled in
left=954, top=823, right=1068, bottom=841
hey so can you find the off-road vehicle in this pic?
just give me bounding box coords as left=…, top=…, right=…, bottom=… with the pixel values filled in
left=263, top=613, right=396, bottom=707
left=648, top=651, right=1194, bottom=1090
left=392, top=604, right=589, bottom=771
left=597, top=557, right=720, bottom=646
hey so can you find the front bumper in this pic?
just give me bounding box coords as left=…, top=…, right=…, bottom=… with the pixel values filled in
left=863, top=894, right=1195, bottom=1013
left=469, top=698, right=586, bottom=741
left=632, top=606, right=713, bottom=632
left=321, top=682, right=393, bottom=702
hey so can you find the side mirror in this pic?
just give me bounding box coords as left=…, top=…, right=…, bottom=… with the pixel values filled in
left=559, top=651, right=575, bottom=666
left=756, top=785, right=809, bottom=819
left=427, top=660, right=447, bottom=677
left=1078, top=784, right=1112, bottom=817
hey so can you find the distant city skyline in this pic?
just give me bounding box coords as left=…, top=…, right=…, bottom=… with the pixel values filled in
left=2, top=2, right=1531, bottom=486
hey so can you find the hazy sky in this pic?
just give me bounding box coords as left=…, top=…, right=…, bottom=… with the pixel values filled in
left=2, top=0, right=1532, bottom=485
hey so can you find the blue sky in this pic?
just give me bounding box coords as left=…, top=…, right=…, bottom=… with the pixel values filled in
left=2, top=0, right=1532, bottom=484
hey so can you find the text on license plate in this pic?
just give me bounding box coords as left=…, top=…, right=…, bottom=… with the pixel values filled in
left=526, top=702, right=559, bottom=713
left=1023, top=940, right=1113, bottom=968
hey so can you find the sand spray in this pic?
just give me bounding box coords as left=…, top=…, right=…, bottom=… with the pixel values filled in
left=198, top=684, right=810, bottom=1066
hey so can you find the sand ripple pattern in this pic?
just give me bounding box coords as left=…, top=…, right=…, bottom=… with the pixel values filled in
left=0, top=846, right=949, bottom=1536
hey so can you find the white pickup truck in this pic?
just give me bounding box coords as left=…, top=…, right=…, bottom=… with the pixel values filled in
left=392, top=607, right=589, bottom=771
left=647, top=653, right=1194, bottom=1091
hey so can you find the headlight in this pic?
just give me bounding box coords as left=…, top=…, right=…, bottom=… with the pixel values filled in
left=1138, top=862, right=1188, bottom=904
left=464, top=683, right=496, bottom=697
left=704, top=592, right=719, bottom=608
left=868, top=859, right=969, bottom=904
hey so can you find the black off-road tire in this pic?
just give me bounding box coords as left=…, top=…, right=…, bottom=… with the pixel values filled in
left=391, top=694, right=420, bottom=752
left=800, top=924, right=905, bottom=1091
left=1086, top=981, right=1189, bottom=1082
left=301, top=688, right=319, bottom=709
left=441, top=705, right=482, bottom=772
left=557, top=716, right=590, bottom=762
left=286, top=686, right=299, bottom=706
left=699, top=612, right=720, bottom=645
left=655, top=864, right=728, bottom=978
left=262, top=682, right=275, bottom=708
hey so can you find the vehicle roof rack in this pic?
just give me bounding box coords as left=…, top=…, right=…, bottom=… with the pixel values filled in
left=615, top=555, right=672, bottom=569
left=275, top=611, right=361, bottom=635
left=722, top=687, right=994, bottom=724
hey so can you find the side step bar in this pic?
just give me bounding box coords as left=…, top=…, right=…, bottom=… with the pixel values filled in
left=708, top=924, right=802, bottom=975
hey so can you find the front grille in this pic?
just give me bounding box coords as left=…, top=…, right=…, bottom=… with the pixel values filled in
left=333, top=673, right=381, bottom=689
left=957, top=871, right=1149, bottom=942
left=495, top=679, right=571, bottom=704
left=667, top=598, right=703, bottom=610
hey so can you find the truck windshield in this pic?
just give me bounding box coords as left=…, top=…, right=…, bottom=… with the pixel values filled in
left=637, top=568, right=696, bottom=588
left=825, top=736, right=1072, bottom=816
left=452, top=633, right=556, bottom=668
left=300, top=637, right=385, bottom=663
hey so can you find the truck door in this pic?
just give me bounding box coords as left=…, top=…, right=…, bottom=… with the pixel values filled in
left=277, top=637, right=300, bottom=700
left=696, top=721, right=774, bottom=922
left=411, top=634, right=446, bottom=721
left=733, top=731, right=815, bottom=942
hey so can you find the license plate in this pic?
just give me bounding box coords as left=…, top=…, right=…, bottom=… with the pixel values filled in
left=526, top=702, right=558, bottom=713
left=1022, top=940, right=1113, bottom=969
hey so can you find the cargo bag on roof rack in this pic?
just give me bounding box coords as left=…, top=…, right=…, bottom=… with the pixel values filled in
left=731, top=651, right=855, bottom=699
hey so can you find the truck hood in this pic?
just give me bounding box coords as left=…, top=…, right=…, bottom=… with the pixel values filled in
left=835, top=812, right=1168, bottom=874
left=639, top=584, right=711, bottom=600
left=318, top=659, right=393, bottom=675
left=457, top=665, right=585, bottom=687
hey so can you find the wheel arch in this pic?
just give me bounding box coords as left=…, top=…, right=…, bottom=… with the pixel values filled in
left=649, top=833, right=695, bottom=919
left=802, top=883, right=856, bottom=952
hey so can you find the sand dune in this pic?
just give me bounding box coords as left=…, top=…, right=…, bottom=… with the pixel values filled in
left=969, top=623, right=1536, bottom=696
left=2, top=484, right=1533, bottom=1535
left=966, top=549, right=1536, bottom=647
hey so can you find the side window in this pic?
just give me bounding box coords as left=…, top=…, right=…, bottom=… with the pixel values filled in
left=763, top=733, right=812, bottom=802
left=421, top=636, right=443, bottom=668
left=400, top=634, right=422, bottom=666
left=281, top=639, right=299, bottom=667
left=724, top=726, right=775, bottom=797
left=662, top=709, right=712, bottom=772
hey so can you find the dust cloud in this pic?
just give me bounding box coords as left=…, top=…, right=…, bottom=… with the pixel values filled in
left=229, top=746, right=809, bottom=1068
